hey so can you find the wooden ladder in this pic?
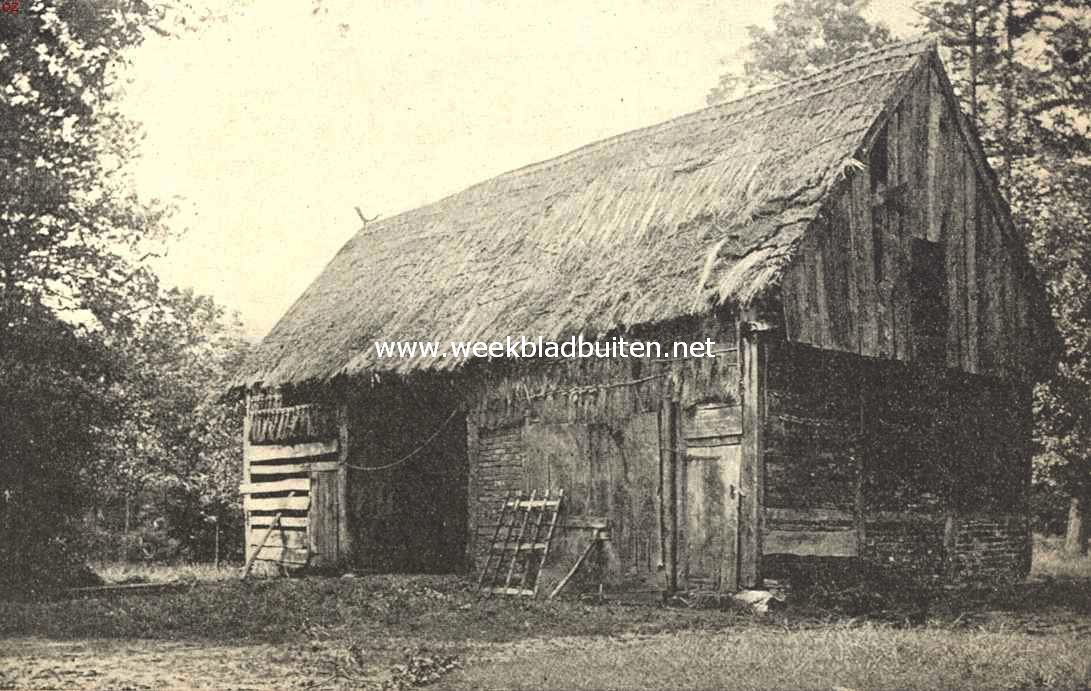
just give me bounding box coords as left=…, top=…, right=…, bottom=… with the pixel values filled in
left=479, top=489, right=564, bottom=597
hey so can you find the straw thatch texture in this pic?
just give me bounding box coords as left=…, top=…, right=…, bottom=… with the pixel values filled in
left=238, top=39, right=937, bottom=387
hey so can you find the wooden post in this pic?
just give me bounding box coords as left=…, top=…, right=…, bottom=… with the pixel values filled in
left=242, top=393, right=253, bottom=566
left=658, top=395, right=678, bottom=593
left=855, top=381, right=867, bottom=561
left=658, top=364, right=684, bottom=594
left=466, top=414, right=481, bottom=574
left=549, top=528, right=603, bottom=600
left=739, top=314, right=766, bottom=588
left=336, top=402, right=352, bottom=566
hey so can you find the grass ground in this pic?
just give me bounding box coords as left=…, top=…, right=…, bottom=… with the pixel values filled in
left=1, top=539, right=1089, bottom=690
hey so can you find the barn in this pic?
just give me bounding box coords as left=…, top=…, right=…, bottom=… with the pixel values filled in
left=232, top=38, right=1052, bottom=596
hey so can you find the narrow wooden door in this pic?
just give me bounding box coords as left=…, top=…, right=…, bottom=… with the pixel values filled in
left=684, top=444, right=741, bottom=591
left=682, top=402, right=743, bottom=593
left=308, top=468, right=340, bottom=568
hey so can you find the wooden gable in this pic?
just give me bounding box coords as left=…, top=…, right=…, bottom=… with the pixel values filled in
left=778, top=54, right=1041, bottom=382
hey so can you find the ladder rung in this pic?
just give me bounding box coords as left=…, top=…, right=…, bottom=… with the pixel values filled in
left=485, top=587, right=535, bottom=596
left=505, top=499, right=561, bottom=509
left=491, top=542, right=547, bottom=551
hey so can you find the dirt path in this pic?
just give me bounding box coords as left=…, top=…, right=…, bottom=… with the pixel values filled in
left=0, top=638, right=330, bottom=690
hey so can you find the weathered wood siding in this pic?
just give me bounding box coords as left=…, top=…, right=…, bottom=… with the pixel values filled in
left=780, top=62, right=1035, bottom=382
left=763, top=341, right=1031, bottom=584
left=763, top=343, right=859, bottom=559
left=466, top=316, right=748, bottom=593
left=242, top=397, right=340, bottom=569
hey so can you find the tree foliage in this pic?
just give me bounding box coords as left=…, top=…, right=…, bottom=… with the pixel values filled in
left=919, top=0, right=1091, bottom=550
left=707, top=0, right=895, bottom=103
left=1, top=1, right=251, bottom=592
left=97, top=288, right=249, bottom=561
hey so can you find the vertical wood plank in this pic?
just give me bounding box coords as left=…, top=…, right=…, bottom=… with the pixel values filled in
left=738, top=316, right=765, bottom=588
left=855, top=384, right=867, bottom=556
left=795, top=233, right=815, bottom=346
left=908, top=74, right=929, bottom=242
left=780, top=263, right=803, bottom=343
left=308, top=470, right=338, bottom=568
left=837, top=192, right=861, bottom=355
left=673, top=396, right=687, bottom=591
left=851, top=171, right=878, bottom=356
left=964, top=154, right=980, bottom=373
left=875, top=201, right=894, bottom=358
left=926, top=70, right=944, bottom=243
left=337, top=403, right=351, bottom=564
left=945, top=114, right=966, bottom=370
left=813, top=224, right=831, bottom=349
left=659, top=396, right=678, bottom=592
left=466, top=415, right=481, bottom=571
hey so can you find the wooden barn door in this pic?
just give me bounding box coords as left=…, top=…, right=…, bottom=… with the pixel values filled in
left=682, top=403, right=743, bottom=592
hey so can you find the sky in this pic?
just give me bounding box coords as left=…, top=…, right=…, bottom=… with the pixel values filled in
left=123, top=0, right=917, bottom=340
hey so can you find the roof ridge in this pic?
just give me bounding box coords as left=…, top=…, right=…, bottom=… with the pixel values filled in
left=719, top=35, right=938, bottom=109
left=359, top=36, right=935, bottom=234
left=477, top=36, right=935, bottom=182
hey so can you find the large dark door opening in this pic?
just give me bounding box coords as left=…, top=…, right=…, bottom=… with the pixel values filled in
left=346, top=388, right=468, bottom=574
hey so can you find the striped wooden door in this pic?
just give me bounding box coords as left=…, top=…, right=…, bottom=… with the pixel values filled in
left=242, top=401, right=341, bottom=569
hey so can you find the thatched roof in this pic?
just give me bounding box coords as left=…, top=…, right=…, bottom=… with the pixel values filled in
left=238, top=38, right=940, bottom=388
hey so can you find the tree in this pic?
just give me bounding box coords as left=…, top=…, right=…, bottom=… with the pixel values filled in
left=96, top=288, right=249, bottom=562
left=707, top=0, right=895, bottom=103
left=0, top=300, right=116, bottom=593
left=917, top=0, right=1091, bottom=554
left=0, top=1, right=250, bottom=592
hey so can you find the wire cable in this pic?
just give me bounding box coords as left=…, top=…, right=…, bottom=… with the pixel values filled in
left=342, top=408, right=461, bottom=472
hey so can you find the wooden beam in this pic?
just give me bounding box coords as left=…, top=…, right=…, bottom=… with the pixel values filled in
left=243, top=490, right=292, bottom=579
left=337, top=403, right=352, bottom=562
left=251, top=516, right=307, bottom=529
left=763, top=529, right=858, bottom=557
left=248, top=495, right=311, bottom=512
left=562, top=515, right=609, bottom=531
left=765, top=508, right=855, bottom=524
left=239, top=477, right=310, bottom=494
left=249, top=460, right=339, bottom=475
left=249, top=528, right=307, bottom=550
left=245, top=439, right=338, bottom=463
left=252, top=546, right=310, bottom=565
left=549, top=534, right=601, bottom=600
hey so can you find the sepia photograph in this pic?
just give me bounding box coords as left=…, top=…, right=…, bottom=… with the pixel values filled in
left=1, top=0, right=1089, bottom=688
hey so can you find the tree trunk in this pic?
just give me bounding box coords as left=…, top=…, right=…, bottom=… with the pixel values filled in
left=1065, top=493, right=1089, bottom=556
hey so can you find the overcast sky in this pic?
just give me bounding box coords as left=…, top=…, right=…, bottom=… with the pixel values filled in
left=123, top=0, right=917, bottom=339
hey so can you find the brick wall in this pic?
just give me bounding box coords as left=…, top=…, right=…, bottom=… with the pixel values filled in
left=861, top=517, right=947, bottom=582
left=470, top=425, right=525, bottom=570
left=950, top=515, right=1029, bottom=584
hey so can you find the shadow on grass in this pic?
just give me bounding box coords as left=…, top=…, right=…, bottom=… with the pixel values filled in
left=2, top=542, right=1089, bottom=644
left=773, top=544, right=1091, bottom=633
